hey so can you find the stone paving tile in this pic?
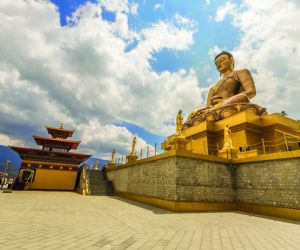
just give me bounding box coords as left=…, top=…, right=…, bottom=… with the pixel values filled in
left=1, top=191, right=300, bottom=250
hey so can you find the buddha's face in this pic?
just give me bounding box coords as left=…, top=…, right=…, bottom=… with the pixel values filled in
left=215, top=54, right=233, bottom=73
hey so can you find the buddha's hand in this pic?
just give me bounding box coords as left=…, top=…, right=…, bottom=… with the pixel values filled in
left=210, top=95, right=223, bottom=106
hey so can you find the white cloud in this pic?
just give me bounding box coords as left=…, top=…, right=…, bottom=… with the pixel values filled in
left=213, top=0, right=300, bottom=118
left=174, top=13, right=197, bottom=30
left=0, top=0, right=200, bottom=158
left=0, top=133, right=25, bottom=147
left=77, top=119, right=153, bottom=160
left=208, top=45, right=223, bottom=59
left=154, top=3, right=162, bottom=10
left=205, top=0, right=211, bottom=6
left=130, top=2, right=139, bottom=15
left=98, top=0, right=129, bottom=13
left=215, top=1, right=237, bottom=22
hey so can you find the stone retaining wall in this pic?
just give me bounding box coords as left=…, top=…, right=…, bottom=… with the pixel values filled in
left=107, top=156, right=235, bottom=202
left=106, top=154, right=300, bottom=210
left=107, top=157, right=177, bottom=200
left=175, top=157, right=234, bottom=202
left=236, top=158, right=300, bottom=209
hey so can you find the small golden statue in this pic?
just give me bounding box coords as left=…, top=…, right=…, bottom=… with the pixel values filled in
left=223, top=125, right=232, bottom=148
left=111, top=149, right=115, bottom=164
left=219, top=124, right=238, bottom=159
left=127, top=137, right=138, bottom=163
left=95, top=160, right=99, bottom=170
left=176, top=110, right=183, bottom=136
left=131, top=137, right=137, bottom=155
left=108, top=149, right=116, bottom=167
left=81, top=167, right=90, bottom=196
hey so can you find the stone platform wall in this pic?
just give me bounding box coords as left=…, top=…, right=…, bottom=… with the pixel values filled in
left=107, top=157, right=177, bottom=200
left=236, top=158, right=300, bottom=209
left=175, top=157, right=234, bottom=202
left=107, top=156, right=235, bottom=202
left=106, top=152, right=300, bottom=212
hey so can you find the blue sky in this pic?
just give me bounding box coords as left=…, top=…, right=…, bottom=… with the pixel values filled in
left=48, top=0, right=241, bottom=147
left=0, top=0, right=299, bottom=160
left=51, top=0, right=241, bottom=84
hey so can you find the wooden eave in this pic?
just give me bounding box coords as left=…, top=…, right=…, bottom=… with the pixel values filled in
left=33, top=135, right=81, bottom=150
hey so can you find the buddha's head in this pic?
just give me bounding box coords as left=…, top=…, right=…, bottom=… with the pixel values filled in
left=215, top=51, right=234, bottom=74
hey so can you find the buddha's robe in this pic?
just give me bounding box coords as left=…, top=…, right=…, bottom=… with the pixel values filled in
left=206, top=69, right=256, bottom=108
left=186, top=69, right=256, bottom=124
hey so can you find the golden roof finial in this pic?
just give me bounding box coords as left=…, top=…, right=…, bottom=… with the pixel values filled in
left=60, top=122, right=64, bottom=129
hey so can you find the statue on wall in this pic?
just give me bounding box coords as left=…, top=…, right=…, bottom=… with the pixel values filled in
left=176, top=110, right=183, bottom=136
left=185, top=51, right=266, bottom=127
left=131, top=137, right=137, bottom=155
left=127, top=137, right=138, bottom=163
left=95, top=160, right=99, bottom=170
left=223, top=125, right=232, bottom=148
left=111, top=149, right=115, bottom=163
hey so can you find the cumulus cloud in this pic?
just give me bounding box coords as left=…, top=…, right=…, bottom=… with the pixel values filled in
left=215, top=1, right=237, bottom=22
left=205, top=0, right=211, bottom=6
left=0, top=0, right=200, bottom=159
left=154, top=3, right=162, bottom=10
left=213, top=0, right=300, bottom=118
left=130, top=2, right=139, bottom=15
left=0, top=133, right=25, bottom=147
left=77, top=119, right=153, bottom=159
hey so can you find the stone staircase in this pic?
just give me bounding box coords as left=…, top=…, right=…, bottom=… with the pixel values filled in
left=86, top=170, right=114, bottom=196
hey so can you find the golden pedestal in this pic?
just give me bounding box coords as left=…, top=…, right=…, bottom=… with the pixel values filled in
left=219, top=147, right=238, bottom=159
left=237, top=149, right=260, bottom=158
left=172, top=106, right=300, bottom=157
left=161, top=134, right=190, bottom=152
left=126, top=153, right=138, bottom=163
left=108, top=162, right=116, bottom=168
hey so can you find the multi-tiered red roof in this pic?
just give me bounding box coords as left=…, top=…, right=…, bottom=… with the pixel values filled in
left=11, top=123, right=91, bottom=171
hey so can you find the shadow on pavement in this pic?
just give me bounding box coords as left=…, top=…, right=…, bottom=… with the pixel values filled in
left=234, top=211, right=300, bottom=225
left=110, top=196, right=173, bottom=215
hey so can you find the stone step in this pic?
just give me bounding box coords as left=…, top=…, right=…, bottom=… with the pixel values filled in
left=82, top=170, right=114, bottom=196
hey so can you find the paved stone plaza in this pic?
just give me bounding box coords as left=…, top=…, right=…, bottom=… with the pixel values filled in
left=1, top=191, right=300, bottom=250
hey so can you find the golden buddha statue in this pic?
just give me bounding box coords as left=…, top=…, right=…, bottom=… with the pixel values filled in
left=185, top=51, right=266, bottom=127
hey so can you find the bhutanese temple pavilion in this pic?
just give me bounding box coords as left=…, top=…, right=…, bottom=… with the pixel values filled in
left=11, top=124, right=91, bottom=190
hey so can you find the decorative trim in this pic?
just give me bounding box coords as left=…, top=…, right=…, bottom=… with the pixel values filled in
left=117, top=192, right=235, bottom=212
left=21, top=161, right=78, bottom=171
left=23, top=160, right=77, bottom=167
left=107, top=149, right=300, bottom=171
left=237, top=203, right=300, bottom=221
left=117, top=192, right=300, bottom=221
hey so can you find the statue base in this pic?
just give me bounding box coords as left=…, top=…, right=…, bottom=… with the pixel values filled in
left=108, top=161, right=116, bottom=168
left=126, top=153, right=138, bottom=163
left=219, top=147, right=238, bottom=159
left=184, top=102, right=267, bottom=128
left=175, top=108, right=300, bottom=157
left=237, top=149, right=260, bottom=158
left=161, top=134, right=190, bottom=152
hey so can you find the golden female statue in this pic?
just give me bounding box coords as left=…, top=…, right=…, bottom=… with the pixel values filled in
left=223, top=125, right=232, bottom=148
left=176, top=110, right=183, bottom=136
